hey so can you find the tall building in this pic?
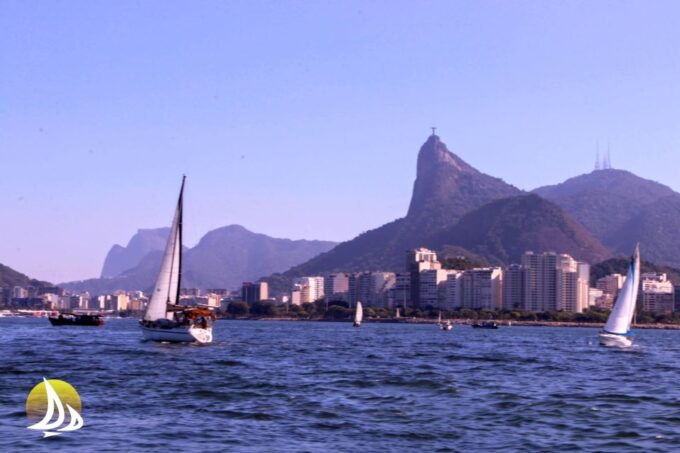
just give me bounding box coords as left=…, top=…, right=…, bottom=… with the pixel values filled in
left=444, top=272, right=463, bottom=310
left=556, top=258, right=590, bottom=313
left=521, top=252, right=589, bottom=313
left=460, top=268, right=503, bottom=310
left=502, top=264, right=525, bottom=310
left=293, top=276, right=324, bottom=304
left=324, top=273, right=349, bottom=302
left=596, top=274, right=625, bottom=297
left=406, top=248, right=441, bottom=308
left=641, top=273, right=675, bottom=314
left=242, top=282, right=269, bottom=303
left=419, top=269, right=457, bottom=308
left=348, top=272, right=395, bottom=307
left=388, top=273, right=411, bottom=309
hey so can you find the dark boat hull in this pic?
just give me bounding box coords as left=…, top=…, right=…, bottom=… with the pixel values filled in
left=49, top=315, right=104, bottom=327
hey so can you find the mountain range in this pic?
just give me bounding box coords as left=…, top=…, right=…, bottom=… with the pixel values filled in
left=533, top=169, right=680, bottom=268
left=58, top=133, right=680, bottom=296
left=60, top=225, right=336, bottom=294
left=280, top=135, right=613, bottom=283
left=0, top=263, right=51, bottom=289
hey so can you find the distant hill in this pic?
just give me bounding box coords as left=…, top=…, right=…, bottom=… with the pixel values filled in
left=426, top=194, right=612, bottom=265
left=533, top=169, right=680, bottom=266
left=60, top=225, right=337, bottom=294
left=608, top=194, right=680, bottom=268
left=285, top=134, right=522, bottom=275
left=100, top=227, right=170, bottom=278
left=0, top=263, right=51, bottom=288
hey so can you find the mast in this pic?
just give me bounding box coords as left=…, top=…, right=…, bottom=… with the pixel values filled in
left=175, top=175, right=185, bottom=306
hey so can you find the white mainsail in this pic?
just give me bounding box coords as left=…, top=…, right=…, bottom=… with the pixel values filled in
left=603, top=245, right=640, bottom=335
left=143, top=177, right=185, bottom=322
left=355, top=301, right=363, bottom=324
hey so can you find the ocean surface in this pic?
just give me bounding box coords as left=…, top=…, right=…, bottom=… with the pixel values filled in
left=1, top=318, right=679, bottom=452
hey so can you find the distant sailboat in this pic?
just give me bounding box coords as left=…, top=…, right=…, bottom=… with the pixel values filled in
left=354, top=301, right=363, bottom=327
left=139, top=177, right=215, bottom=344
left=599, top=245, right=640, bottom=348
left=438, top=311, right=452, bottom=331
left=27, top=378, right=84, bottom=438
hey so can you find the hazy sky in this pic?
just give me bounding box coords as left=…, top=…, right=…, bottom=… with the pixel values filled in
left=3, top=0, right=680, bottom=283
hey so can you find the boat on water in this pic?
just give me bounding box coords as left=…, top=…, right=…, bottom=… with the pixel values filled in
left=48, top=313, right=104, bottom=327
left=599, top=245, right=640, bottom=348
left=472, top=321, right=499, bottom=329
left=436, top=312, right=453, bottom=331
left=353, top=301, right=363, bottom=327
left=139, top=176, right=215, bottom=344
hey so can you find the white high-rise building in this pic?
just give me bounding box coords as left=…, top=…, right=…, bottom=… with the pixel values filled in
left=419, top=269, right=457, bottom=308
left=294, top=276, right=325, bottom=303
left=521, top=252, right=589, bottom=313
left=460, top=268, right=503, bottom=310
left=641, top=273, right=675, bottom=314
left=444, top=271, right=463, bottom=310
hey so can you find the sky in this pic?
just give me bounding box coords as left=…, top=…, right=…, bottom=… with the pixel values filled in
left=2, top=0, right=680, bottom=283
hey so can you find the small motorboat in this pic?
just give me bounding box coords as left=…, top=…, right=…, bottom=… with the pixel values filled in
left=440, top=321, right=453, bottom=331
left=49, top=313, right=104, bottom=327
left=472, top=321, right=498, bottom=329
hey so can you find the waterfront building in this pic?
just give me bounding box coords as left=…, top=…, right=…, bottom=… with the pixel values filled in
left=109, top=293, right=130, bottom=311
left=419, top=269, right=457, bottom=308
left=406, top=248, right=441, bottom=308
left=294, top=276, right=324, bottom=303
left=460, top=268, right=503, bottom=310
left=641, top=273, right=675, bottom=314
left=444, top=272, right=463, bottom=310
left=596, top=274, right=625, bottom=297
left=290, top=287, right=302, bottom=306
left=388, top=273, right=411, bottom=309
left=521, top=252, right=589, bottom=313
left=180, top=288, right=201, bottom=297
left=12, top=286, right=28, bottom=299
left=324, top=273, right=349, bottom=302
left=502, top=264, right=525, bottom=310
left=242, top=282, right=269, bottom=304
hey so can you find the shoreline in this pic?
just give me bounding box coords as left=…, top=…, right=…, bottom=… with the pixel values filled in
left=226, top=317, right=680, bottom=330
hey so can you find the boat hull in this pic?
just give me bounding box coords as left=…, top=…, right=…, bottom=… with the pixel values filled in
left=440, top=324, right=453, bottom=331
left=353, top=322, right=361, bottom=327
left=599, top=332, right=633, bottom=348
left=140, top=325, right=213, bottom=344
left=48, top=315, right=104, bottom=327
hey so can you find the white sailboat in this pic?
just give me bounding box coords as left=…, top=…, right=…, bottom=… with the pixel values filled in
left=27, top=378, right=84, bottom=438
left=139, top=176, right=214, bottom=344
left=438, top=311, right=452, bottom=331
left=353, top=301, right=363, bottom=327
left=599, top=245, right=641, bottom=348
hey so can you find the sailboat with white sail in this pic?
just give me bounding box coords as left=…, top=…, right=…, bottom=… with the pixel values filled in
left=437, top=311, right=452, bottom=331
left=27, top=378, right=84, bottom=438
left=599, top=245, right=640, bottom=348
left=139, top=176, right=215, bottom=344
left=353, top=301, right=363, bottom=327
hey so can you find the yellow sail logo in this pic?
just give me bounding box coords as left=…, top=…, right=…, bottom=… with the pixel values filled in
left=26, top=378, right=84, bottom=438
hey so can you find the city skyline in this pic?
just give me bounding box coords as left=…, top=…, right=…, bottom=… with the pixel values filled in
left=4, top=1, right=680, bottom=282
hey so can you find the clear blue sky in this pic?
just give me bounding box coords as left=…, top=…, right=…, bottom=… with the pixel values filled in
left=2, top=0, right=680, bottom=283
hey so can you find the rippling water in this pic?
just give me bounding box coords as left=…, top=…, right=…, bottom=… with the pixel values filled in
left=2, top=318, right=680, bottom=451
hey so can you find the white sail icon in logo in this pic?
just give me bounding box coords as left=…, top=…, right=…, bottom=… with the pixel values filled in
left=27, top=378, right=84, bottom=438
